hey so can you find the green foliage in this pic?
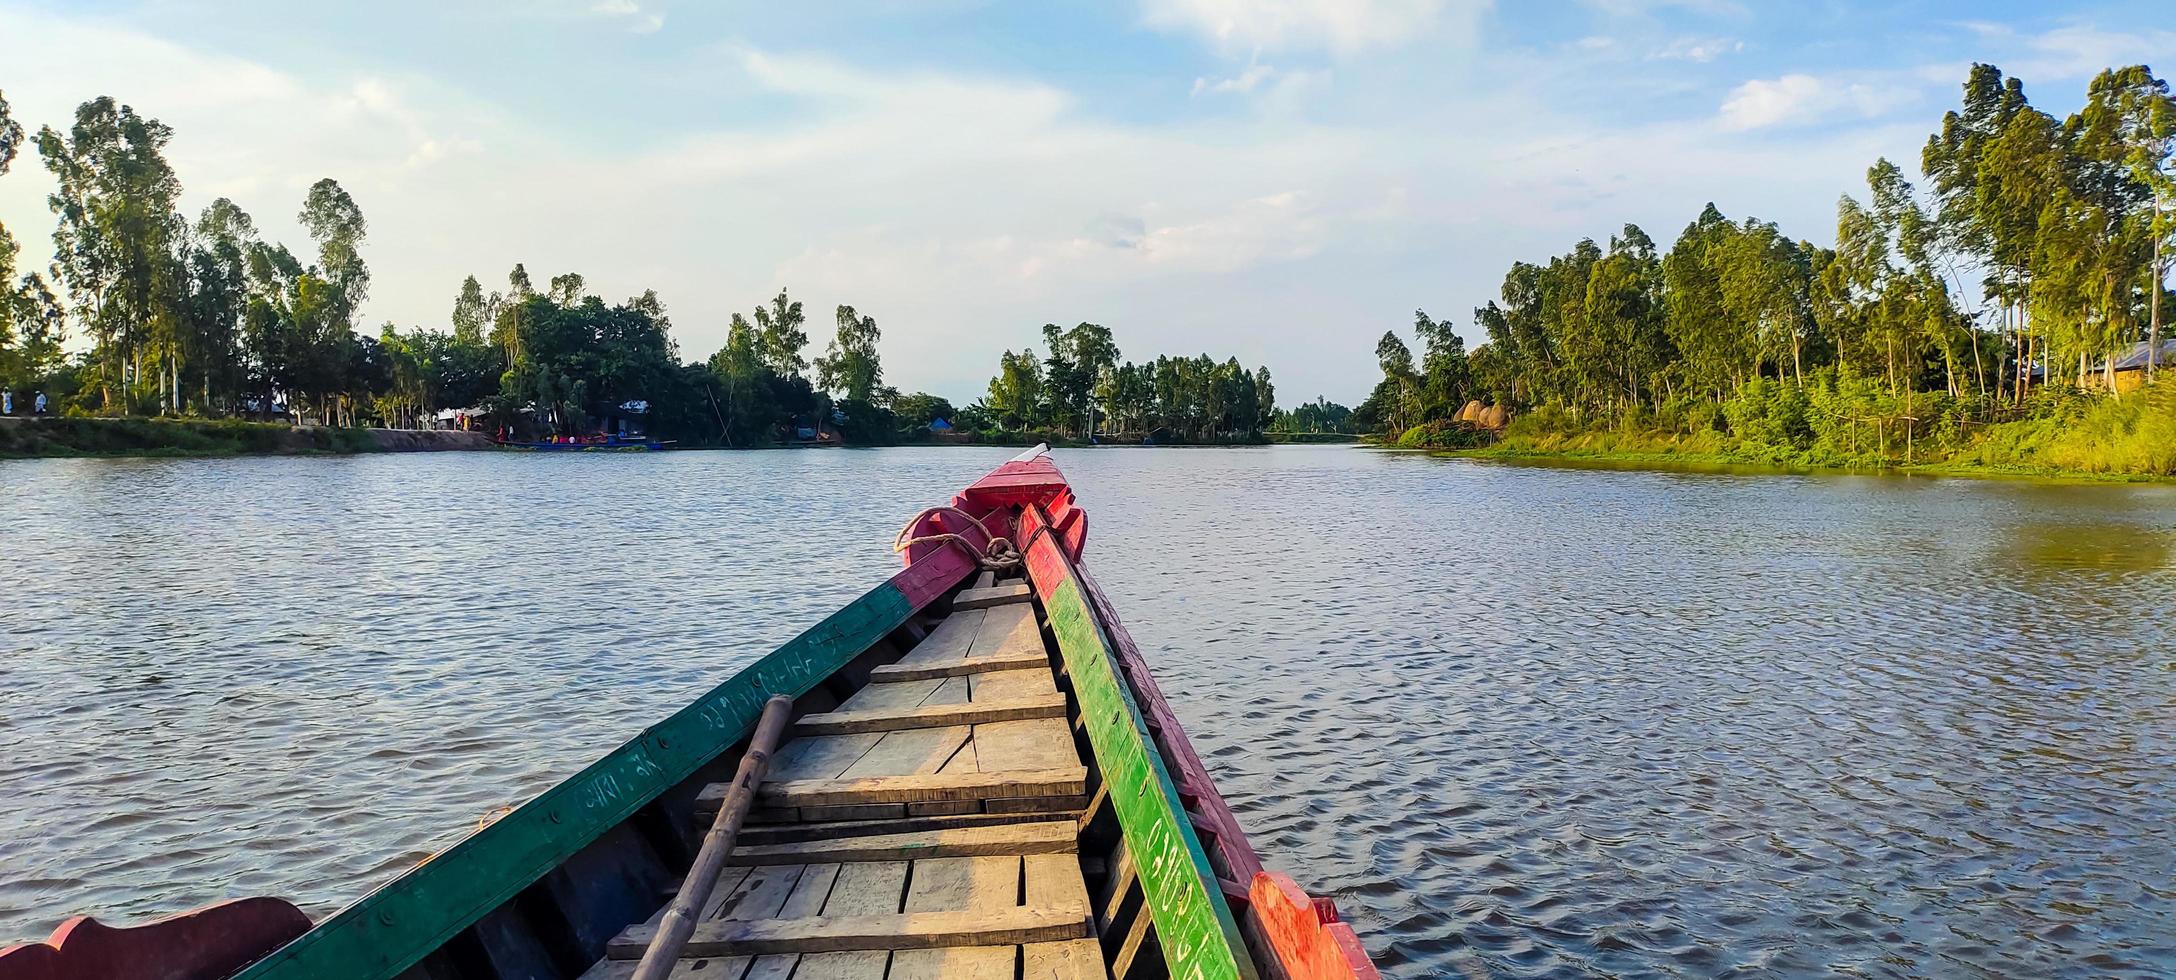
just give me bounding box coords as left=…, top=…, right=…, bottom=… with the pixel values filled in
left=1474, top=370, right=2176, bottom=477
left=1957, top=380, right=2176, bottom=474
left=892, top=391, right=956, bottom=428
left=1393, top=420, right=1489, bottom=449
left=753, top=288, right=808, bottom=378
left=968, top=332, right=1275, bottom=443
left=815, top=304, right=883, bottom=403
left=0, top=416, right=379, bottom=457
left=1360, top=60, right=2175, bottom=483
left=1270, top=397, right=1354, bottom=433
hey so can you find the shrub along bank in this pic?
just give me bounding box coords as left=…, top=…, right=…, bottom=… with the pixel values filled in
left=1438, top=375, right=2176, bottom=479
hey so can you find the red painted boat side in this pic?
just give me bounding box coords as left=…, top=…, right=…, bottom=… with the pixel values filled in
left=921, top=447, right=1380, bottom=980
left=0, top=898, right=311, bottom=980
left=1252, top=873, right=1377, bottom=980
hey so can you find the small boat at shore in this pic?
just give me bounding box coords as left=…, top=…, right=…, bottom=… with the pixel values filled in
left=493, top=433, right=670, bottom=452
left=1, top=446, right=1375, bottom=980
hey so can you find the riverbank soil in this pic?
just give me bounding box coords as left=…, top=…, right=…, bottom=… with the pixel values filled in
left=0, top=417, right=495, bottom=458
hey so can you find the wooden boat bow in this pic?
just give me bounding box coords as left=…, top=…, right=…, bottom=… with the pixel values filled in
left=908, top=445, right=1378, bottom=980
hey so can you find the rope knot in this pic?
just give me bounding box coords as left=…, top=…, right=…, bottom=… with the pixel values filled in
left=894, top=505, right=1024, bottom=571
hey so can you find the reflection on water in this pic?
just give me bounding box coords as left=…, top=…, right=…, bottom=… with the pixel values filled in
left=1998, top=520, right=2175, bottom=575
left=3, top=447, right=2173, bottom=978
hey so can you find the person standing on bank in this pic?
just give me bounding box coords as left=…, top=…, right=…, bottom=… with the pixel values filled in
left=34, top=391, right=48, bottom=416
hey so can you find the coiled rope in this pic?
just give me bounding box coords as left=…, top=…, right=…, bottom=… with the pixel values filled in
left=894, top=506, right=1024, bottom=572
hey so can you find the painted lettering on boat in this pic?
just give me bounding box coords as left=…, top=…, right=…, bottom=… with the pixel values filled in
left=1029, top=537, right=1256, bottom=980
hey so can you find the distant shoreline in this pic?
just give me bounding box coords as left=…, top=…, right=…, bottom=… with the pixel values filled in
left=0, top=417, right=493, bottom=459
left=1405, top=443, right=2176, bottom=485
left=1, top=416, right=1360, bottom=459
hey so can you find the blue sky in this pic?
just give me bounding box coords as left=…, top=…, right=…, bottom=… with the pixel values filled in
left=1, top=1, right=2170, bottom=405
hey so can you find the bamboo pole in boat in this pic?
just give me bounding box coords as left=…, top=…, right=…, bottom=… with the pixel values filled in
left=631, top=694, right=795, bottom=980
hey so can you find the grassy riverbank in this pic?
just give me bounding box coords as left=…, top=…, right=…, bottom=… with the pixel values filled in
left=1432, top=383, right=2176, bottom=483
left=0, top=417, right=494, bottom=458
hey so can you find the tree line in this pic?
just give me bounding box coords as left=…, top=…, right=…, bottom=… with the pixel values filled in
left=0, top=93, right=942, bottom=444
left=0, top=91, right=1304, bottom=448
left=1359, top=63, right=2175, bottom=452
left=971, top=322, right=1279, bottom=442
left=0, top=93, right=418, bottom=422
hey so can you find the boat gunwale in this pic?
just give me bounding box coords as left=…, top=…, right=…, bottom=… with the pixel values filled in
left=1016, top=496, right=1260, bottom=980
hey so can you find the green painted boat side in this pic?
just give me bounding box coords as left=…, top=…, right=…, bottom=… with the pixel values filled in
left=1028, top=534, right=1259, bottom=980
left=230, top=571, right=947, bottom=980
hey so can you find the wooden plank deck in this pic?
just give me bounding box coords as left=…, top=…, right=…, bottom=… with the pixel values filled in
left=595, top=575, right=1112, bottom=980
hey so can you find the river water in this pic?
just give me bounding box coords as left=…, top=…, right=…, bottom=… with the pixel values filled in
left=3, top=447, right=2172, bottom=978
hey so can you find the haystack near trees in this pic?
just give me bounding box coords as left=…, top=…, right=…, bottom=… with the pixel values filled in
left=1457, top=400, right=1484, bottom=424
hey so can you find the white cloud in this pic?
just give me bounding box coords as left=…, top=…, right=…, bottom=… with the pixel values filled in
left=1192, top=63, right=1277, bottom=96
left=1990, top=24, right=2176, bottom=82
left=1580, top=0, right=1747, bottom=17
left=1718, top=73, right=1908, bottom=130
left=1139, top=0, right=1484, bottom=55
left=591, top=0, right=664, bottom=34
left=1653, top=36, right=1742, bottom=62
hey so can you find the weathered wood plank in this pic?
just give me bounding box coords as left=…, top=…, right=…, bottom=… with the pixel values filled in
left=728, top=822, right=1076, bottom=866
left=793, top=695, right=1067, bottom=736
left=825, top=676, right=969, bottom=784
left=1024, top=854, right=1091, bottom=918
left=867, top=650, right=1049, bottom=682
left=764, top=734, right=885, bottom=784
left=1019, top=857, right=1103, bottom=979
left=1022, top=940, right=1107, bottom=980
left=611, top=907, right=1090, bottom=957
left=580, top=868, right=762, bottom=980
left=829, top=726, right=969, bottom=783
left=971, top=718, right=1081, bottom=773
left=891, top=609, right=986, bottom=669
left=760, top=768, right=1088, bottom=807
left=887, top=856, right=1022, bottom=979
left=602, top=866, right=795, bottom=971
left=737, top=811, right=1076, bottom=847
left=937, top=736, right=979, bottom=776
left=972, top=603, right=1044, bottom=659
left=608, top=865, right=753, bottom=957
left=835, top=676, right=946, bottom=712
left=954, top=582, right=1033, bottom=610
left=800, top=803, right=908, bottom=823
left=968, top=667, right=1058, bottom=701
left=713, top=863, right=805, bottom=924
left=576, top=955, right=750, bottom=980
left=785, top=862, right=906, bottom=980
left=984, top=795, right=1090, bottom=816
left=738, top=864, right=843, bottom=980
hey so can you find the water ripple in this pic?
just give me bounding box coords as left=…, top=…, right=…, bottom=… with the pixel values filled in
left=4, top=447, right=2174, bottom=979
